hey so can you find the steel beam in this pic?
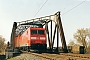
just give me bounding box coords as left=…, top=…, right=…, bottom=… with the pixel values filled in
left=51, top=20, right=52, bottom=49
left=45, top=23, right=51, bottom=49
left=10, top=22, right=17, bottom=48
left=52, top=24, right=57, bottom=49
left=57, top=25, right=59, bottom=52
left=56, top=12, right=68, bottom=53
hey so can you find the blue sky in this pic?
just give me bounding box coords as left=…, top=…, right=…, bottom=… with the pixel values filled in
left=0, top=0, right=90, bottom=46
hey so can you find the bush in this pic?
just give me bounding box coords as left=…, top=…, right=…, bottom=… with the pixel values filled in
left=0, top=35, right=7, bottom=54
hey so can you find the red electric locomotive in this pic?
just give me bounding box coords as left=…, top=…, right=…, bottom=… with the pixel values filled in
left=15, top=26, right=47, bottom=52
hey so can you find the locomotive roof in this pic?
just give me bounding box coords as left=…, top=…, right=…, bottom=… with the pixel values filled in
left=15, top=24, right=43, bottom=37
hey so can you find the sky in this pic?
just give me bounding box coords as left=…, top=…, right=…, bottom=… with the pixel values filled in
left=0, top=0, right=90, bottom=46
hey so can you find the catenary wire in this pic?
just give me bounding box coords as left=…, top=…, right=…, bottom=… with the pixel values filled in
left=33, top=0, right=48, bottom=18
left=61, top=0, right=75, bottom=12
left=61, top=0, right=86, bottom=15
left=34, top=0, right=43, bottom=15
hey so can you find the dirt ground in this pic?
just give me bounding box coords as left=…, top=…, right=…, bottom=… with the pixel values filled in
left=8, top=53, right=90, bottom=60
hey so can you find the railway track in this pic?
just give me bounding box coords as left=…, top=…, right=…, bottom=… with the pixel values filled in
left=20, top=51, right=90, bottom=60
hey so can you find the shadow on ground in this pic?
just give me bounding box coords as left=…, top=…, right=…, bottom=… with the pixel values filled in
left=0, top=55, right=6, bottom=60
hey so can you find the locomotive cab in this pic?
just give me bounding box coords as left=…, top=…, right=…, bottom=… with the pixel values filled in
left=30, top=28, right=47, bottom=51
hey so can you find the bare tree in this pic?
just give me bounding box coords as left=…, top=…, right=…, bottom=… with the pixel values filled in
left=88, top=28, right=90, bottom=39
left=73, top=28, right=90, bottom=53
left=68, top=40, right=75, bottom=46
left=0, top=35, right=6, bottom=53
left=88, top=40, right=90, bottom=48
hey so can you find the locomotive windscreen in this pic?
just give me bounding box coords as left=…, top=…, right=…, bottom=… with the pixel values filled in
left=31, top=30, right=37, bottom=34
left=31, top=30, right=44, bottom=34
left=38, top=30, right=44, bottom=34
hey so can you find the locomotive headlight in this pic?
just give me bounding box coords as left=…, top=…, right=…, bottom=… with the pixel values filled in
left=31, top=37, right=36, bottom=40
left=40, top=37, right=45, bottom=40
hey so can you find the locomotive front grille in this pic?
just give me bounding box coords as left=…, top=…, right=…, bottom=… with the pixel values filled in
left=31, top=44, right=47, bottom=50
